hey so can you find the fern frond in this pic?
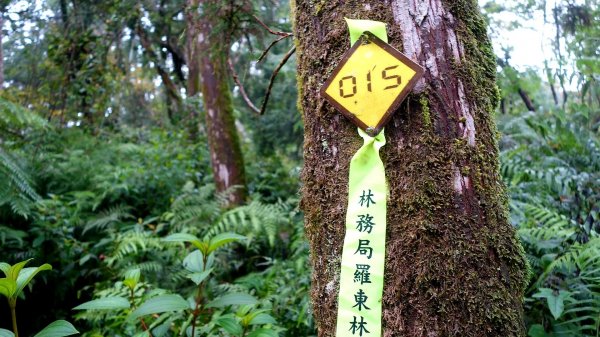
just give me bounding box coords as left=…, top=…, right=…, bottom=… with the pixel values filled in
left=0, top=97, right=47, bottom=133
left=84, top=204, right=134, bottom=234
left=209, top=200, right=292, bottom=247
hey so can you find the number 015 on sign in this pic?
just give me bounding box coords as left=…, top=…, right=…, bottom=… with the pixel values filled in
left=320, top=33, right=424, bottom=136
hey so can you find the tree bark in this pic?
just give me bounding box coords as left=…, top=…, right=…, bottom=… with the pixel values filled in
left=186, top=0, right=201, bottom=98
left=517, top=88, right=536, bottom=112
left=292, top=1, right=527, bottom=336
left=0, top=13, right=4, bottom=89
left=185, top=0, right=201, bottom=137
left=197, top=1, right=247, bottom=205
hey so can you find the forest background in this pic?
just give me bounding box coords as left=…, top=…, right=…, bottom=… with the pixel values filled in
left=0, top=0, right=598, bottom=336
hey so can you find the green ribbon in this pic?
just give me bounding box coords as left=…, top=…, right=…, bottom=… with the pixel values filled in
left=336, top=19, right=389, bottom=337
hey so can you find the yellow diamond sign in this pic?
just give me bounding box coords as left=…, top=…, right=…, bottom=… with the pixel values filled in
left=320, top=33, right=424, bottom=136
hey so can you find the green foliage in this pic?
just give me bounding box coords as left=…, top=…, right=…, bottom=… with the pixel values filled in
left=499, top=108, right=600, bottom=336
left=33, top=321, right=79, bottom=337
left=73, top=222, right=283, bottom=337
left=0, top=98, right=46, bottom=217
left=0, top=260, right=78, bottom=337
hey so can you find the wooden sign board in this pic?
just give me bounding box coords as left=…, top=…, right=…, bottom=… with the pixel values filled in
left=320, top=33, right=424, bottom=136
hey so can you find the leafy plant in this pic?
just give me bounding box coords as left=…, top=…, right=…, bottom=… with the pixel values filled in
left=499, top=109, right=600, bottom=336
left=0, top=259, right=78, bottom=337
left=74, top=230, right=281, bottom=336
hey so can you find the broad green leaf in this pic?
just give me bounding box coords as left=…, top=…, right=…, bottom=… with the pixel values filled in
left=0, top=328, right=14, bottom=337
left=0, top=278, right=16, bottom=298
left=73, top=297, right=131, bottom=310
left=533, top=288, right=570, bottom=320
left=0, top=263, right=10, bottom=276
left=33, top=320, right=79, bottom=337
left=207, top=293, right=258, bottom=308
left=16, top=264, right=52, bottom=296
left=130, top=294, right=189, bottom=319
left=216, top=316, right=243, bottom=335
left=187, top=269, right=212, bottom=285
left=123, top=268, right=141, bottom=290
left=163, top=233, right=205, bottom=252
left=8, top=259, right=32, bottom=281
left=163, top=233, right=200, bottom=244
left=527, top=324, right=549, bottom=337
left=245, top=328, right=278, bottom=337
left=183, top=250, right=204, bottom=273
left=547, top=291, right=569, bottom=320
left=249, top=313, right=277, bottom=325
left=207, top=233, right=246, bottom=253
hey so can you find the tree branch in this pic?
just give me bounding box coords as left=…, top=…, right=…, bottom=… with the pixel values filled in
left=229, top=46, right=296, bottom=115
left=257, top=34, right=292, bottom=63
left=259, top=46, right=295, bottom=115
left=252, top=14, right=293, bottom=37
left=228, top=58, right=260, bottom=114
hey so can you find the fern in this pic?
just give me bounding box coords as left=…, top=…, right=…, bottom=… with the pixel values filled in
left=167, top=183, right=220, bottom=232
left=209, top=199, right=293, bottom=247
left=0, top=148, right=40, bottom=217
left=103, top=226, right=163, bottom=267
left=0, top=97, right=47, bottom=134
left=84, top=204, right=133, bottom=234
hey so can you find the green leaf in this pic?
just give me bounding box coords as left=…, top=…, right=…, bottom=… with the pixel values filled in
left=527, top=324, right=549, bottom=337
left=187, top=269, right=212, bottom=285
left=216, top=316, right=243, bottom=335
left=8, top=259, right=32, bottom=281
left=163, top=233, right=206, bottom=252
left=0, top=328, right=15, bottom=337
left=249, top=313, right=277, bottom=325
left=33, top=320, right=79, bottom=337
left=207, top=293, right=258, bottom=308
left=245, top=328, right=278, bottom=337
left=547, top=292, right=568, bottom=320
left=0, top=263, right=10, bottom=276
left=532, top=288, right=570, bottom=320
left=16, top=264, right=52, bottom=296
left=163, top=233, right=200, bottom=243
left=73, top=297, right=131, bottom=311
left=123, top=268, right=141, bottom=290
left=0, top=278, right=17, bottom=298
left=130, top=294, right=189, bottom=319
left=207, top=233, right=246, bottom=254
left=182, top=250, right=204, bottom=273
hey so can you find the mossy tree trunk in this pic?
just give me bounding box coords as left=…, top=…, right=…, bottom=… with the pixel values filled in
left=292, top=1, right=528, bottom=336
left=185, top=0, right=201, bottom=136
left=197, top=1, right=247, bottom=205
left=0, top=12, right=3, bottom=89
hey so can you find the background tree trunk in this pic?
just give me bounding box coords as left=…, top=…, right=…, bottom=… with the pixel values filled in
left=185, top=0, right=201, bottom=136
left=292, top=1, right=528, bottom=336
left=197, top=1, right=247, bottom=205
left=0, top=13, right=4, bottom=89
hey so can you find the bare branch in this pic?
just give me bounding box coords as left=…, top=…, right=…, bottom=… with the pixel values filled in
left=228, top=58, right=261, bottom=114
left=257, top=34, right=292, bottom=63
left=229, top=46, right=296, bottom=115
left=258, top=46, right=296, bottom=115
left=252, top=14, right=293, bottom=37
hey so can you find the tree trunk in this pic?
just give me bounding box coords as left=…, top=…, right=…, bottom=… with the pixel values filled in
left=292, top=1, right=527, bottom=336
left=197, top=1, right=247, bottom=205
left=518, top=88, right=536, bottom=112
left=186, top=0, right=201, bottom=98
left=185, top=0, right=201, bottom=138
left=0, top=13, right=4, bottom=89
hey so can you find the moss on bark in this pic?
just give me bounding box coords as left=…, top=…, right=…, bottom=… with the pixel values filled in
left=292, top=0, right=528, bottom=336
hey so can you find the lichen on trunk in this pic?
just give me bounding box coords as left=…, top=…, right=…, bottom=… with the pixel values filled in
left=197, top=1, right=247, bottom=205
left=292, top=0, right=528, bottom=336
